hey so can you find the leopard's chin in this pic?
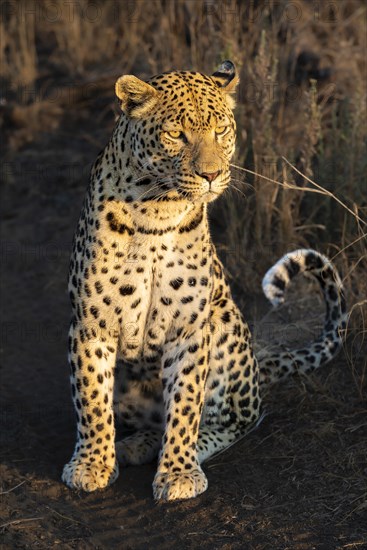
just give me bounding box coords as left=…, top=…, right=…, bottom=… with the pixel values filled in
left=200, top=190, right=223, bottom=203
left=177, top=184, right=227, bottom=203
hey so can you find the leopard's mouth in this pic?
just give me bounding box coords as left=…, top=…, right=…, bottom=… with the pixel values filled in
left=176, top=176, right=229, bottom=202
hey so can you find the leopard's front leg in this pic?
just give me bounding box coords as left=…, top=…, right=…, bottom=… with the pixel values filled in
left=62, top=320, right=119, bottom=491
left=153, top=337, right=210, bottom=501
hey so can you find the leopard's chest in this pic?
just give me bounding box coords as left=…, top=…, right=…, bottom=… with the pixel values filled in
left=107, top=235, right=213, bottom=363
left=143, top=251, right=212, bottom=353
left=71, top=200, right=214, bottom=364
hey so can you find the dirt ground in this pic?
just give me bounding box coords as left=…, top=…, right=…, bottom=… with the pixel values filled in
left=1, top=84, right=366, bottom=550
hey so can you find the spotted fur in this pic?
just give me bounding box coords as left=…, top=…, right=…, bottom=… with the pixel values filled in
left=62, top=61, right=347, bottom=501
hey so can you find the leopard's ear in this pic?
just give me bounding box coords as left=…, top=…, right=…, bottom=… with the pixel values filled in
left=115, top=75, right=159, bottom=118
left=211, top=60, right=239, bottom=109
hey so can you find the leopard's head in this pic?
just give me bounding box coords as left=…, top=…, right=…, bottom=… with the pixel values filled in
left=115, top=61, right=238, bottom=203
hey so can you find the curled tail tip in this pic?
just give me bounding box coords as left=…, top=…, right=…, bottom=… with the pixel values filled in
left=262, top=248, right=344, bottom=306
left=261, top=279, right=284, bottom=307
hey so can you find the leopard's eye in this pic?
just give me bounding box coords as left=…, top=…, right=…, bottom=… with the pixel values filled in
left=166, top=130, right=182, bottom=139
left=215, top=126, right=228, bottom=135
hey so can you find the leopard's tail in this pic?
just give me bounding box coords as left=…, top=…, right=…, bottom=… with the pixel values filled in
left=258, top=249, right=347, bottom=387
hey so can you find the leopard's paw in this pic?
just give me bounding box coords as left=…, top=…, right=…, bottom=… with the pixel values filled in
left=153, top=468, right=208, bottom=501
left=62, top=458, right=119, bottom=492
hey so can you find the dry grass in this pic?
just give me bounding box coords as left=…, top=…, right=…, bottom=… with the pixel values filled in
left=1, top=0, right=366, bottom=395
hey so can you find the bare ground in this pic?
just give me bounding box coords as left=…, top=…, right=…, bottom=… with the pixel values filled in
left=1, top=91, right=366, bottom=550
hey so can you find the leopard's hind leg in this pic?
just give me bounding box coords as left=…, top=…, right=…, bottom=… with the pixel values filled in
left=194, top=300, right=262, bottom=464
left=116, top=430, right=162, bottom=465
left=197, top=426, right=242, bottom=463
left=114, top=364, right=164, bottom=465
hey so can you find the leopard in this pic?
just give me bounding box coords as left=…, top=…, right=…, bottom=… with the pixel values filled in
left=62, top=61, right=347, bottom=501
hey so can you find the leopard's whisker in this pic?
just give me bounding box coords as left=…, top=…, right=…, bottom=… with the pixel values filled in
left=229, top=184, right=249, bottom=200
left=136, top=177, right=176, bottom=201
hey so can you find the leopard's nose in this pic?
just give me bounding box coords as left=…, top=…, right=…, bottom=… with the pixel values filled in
left=196, top=170, right=221, bottom=183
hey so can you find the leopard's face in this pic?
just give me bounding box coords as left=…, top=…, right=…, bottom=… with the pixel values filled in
left=115, top=62, right=238, bottom=203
